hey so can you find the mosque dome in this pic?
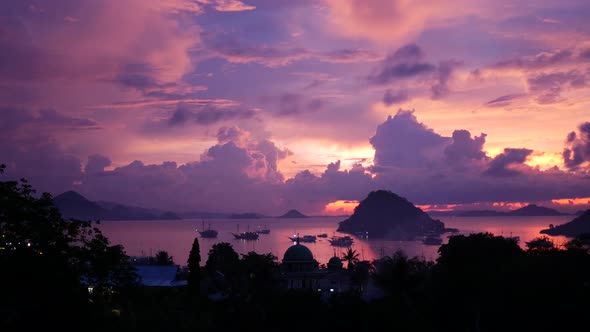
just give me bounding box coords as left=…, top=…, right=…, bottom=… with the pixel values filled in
left=283, top=243, right=314, bottom=263
left=327, top=255, right=343, bottom=270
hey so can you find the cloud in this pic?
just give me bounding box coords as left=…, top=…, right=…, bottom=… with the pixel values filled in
left=319, top=49, right=383, bottom=63
left=383, top=89, right=409, bottom=105
left=367, top=44, right=435, bottom=84
left=197, top=0, right=256, bottom=12
left=166, top=104, right=258, bottom=126
left=260, top=93, right=324, bottom=116
left=483, top=148, right=533, bottom=177
left=368, top=44, right=461, bottom=99
left=323, top=0, right=477, bottom=43
left=484, top=94, right=526, bottom=108
left=563, top=122, right=590, bottom=170
left=85, top=154, right=112, bottom=174
left=0, top=0, right=199, bottom=107
left=444, top=130, right=488, bottom=163
left=369, top=109, right=449, bottom=168
left=527, top=70, right=589, bottom=104
left=201, top=33, right=308, bottom=67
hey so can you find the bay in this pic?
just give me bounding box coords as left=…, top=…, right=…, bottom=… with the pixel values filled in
left=97, top=215, right=574, bottom=267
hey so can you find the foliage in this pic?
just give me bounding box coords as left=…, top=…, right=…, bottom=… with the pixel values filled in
left=0, top=165, right=138, bottom=330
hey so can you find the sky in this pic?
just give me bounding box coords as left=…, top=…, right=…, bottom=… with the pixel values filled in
left=2, top=0, right=590, bottom=215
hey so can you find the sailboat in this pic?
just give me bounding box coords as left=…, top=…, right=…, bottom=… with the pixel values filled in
left=232, top=224, right=259, bottom=240
left=197, top=220, right=218, bottom=238
left=256, top=224, right=271, bottom=234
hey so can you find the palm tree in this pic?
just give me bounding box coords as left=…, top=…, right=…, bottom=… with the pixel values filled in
left=341, top=248, right=360, bottom=270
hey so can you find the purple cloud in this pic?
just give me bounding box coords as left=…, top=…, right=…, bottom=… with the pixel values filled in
left=370, top=109, right=449, bottom=168
left=485, top=94, right=525, bottom=108
left=444, top=130, right=488, bottom=163
left=483, top=148, right=533, bottom=177
left=563, top=122, right=590, bottom=170
left=383, top=89, right=409, bottom=105
left=85, top=154, right=111, bottom=174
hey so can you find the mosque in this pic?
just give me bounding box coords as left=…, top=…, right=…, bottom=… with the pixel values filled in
left=280, top=238, right=353, bottom=297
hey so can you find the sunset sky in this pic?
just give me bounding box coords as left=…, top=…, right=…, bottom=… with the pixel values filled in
left=2, top=0, right=590, bottom=215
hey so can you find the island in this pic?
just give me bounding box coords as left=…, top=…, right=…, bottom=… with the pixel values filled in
left=428, top=204, right=568, bottom=217
left=53, top=191, right=181, bottom=221
left=540, top=209, right=590, bottom=237
left=337, top=190, right=445, bottom=239
left=278, top=209, right=308, bottom=218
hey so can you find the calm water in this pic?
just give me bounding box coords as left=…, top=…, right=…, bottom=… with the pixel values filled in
left=97, top=215, right=574, bottom=267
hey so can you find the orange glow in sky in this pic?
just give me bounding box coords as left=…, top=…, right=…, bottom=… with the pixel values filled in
left=323, top=200, right=359, bottom=216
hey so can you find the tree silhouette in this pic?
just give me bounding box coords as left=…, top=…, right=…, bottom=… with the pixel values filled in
left=187, top=237, right=201, bottom=293
left=0, top=164, right=138, bottom=330
left=341, top=247, right=360, bottom=270
left=154, top=250, right=174, bottom=265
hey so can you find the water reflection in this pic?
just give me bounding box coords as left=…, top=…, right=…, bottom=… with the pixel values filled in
left=98, top=215, right=574, bottom=267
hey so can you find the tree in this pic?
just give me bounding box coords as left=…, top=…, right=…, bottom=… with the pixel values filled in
left=240, top=251, right=279, bottom=298
left=154, top=250, right=174, bottom=265
left=205, top=242, right=239, bottom=276
left=341, top=247, right=360, bottom=269
left=187, top=237, right=201, bottom=291
left=0, top=164, right=138, bottom=330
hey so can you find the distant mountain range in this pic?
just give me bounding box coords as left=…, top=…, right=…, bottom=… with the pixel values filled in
left=53, top=191, right=182, bottom=221
left=428, top=204, right=570, bottom=217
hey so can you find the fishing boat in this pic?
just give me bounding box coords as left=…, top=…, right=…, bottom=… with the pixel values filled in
left=197, top=220, right=218, bottom=238
left=232, top=224, right=259, bottom=240
left=288, top=234, right=316, bottom=243
left=317, top=233, right=328, bottom=238
left=256, top=225, right=271, bottom=234
left=233, top=231, right=259, bottom=240
left=328, top=235, right=354, bottom=247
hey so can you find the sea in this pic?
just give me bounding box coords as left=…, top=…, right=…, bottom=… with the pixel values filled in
left=97, top=215, right=574, bottom=267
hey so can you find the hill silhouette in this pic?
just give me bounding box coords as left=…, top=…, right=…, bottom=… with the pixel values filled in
left=337, top=190, right=445, bottom=239
left=540, top=209, right=590, bottom=237
left=53, top=191, right=181, bottom=221
left=429, top=204, right=567, bottom=217
left=278, top=209, right=308, bottom=218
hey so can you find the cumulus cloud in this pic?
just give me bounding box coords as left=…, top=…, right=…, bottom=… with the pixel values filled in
left=85, top=154, right=112, bottom=174
left=444, top=130, right=487, bottom=163
left=370, top=109, right=449, bottom=168
left=563, top=122, right=590, bottom=170
left=483, top=148, right=533, bottom=177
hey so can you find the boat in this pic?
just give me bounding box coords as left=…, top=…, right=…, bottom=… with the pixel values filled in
left=197, top=220, right=218, bottom=238
left=232, top=224, right=259, bottom=240
left=233, top=231, right=259, bottom=240
left=422, top=234, right=443, bottom=245
left=256, top=225, right=271, bottom=234
left=328, top=235, right=354, bottom=247
left=317, top=233, right=328, bottom=238
left=289, top=234, right=316, bottom=243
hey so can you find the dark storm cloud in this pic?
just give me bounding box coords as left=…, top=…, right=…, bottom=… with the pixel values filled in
left=483, top=148, right=533, bottom=177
